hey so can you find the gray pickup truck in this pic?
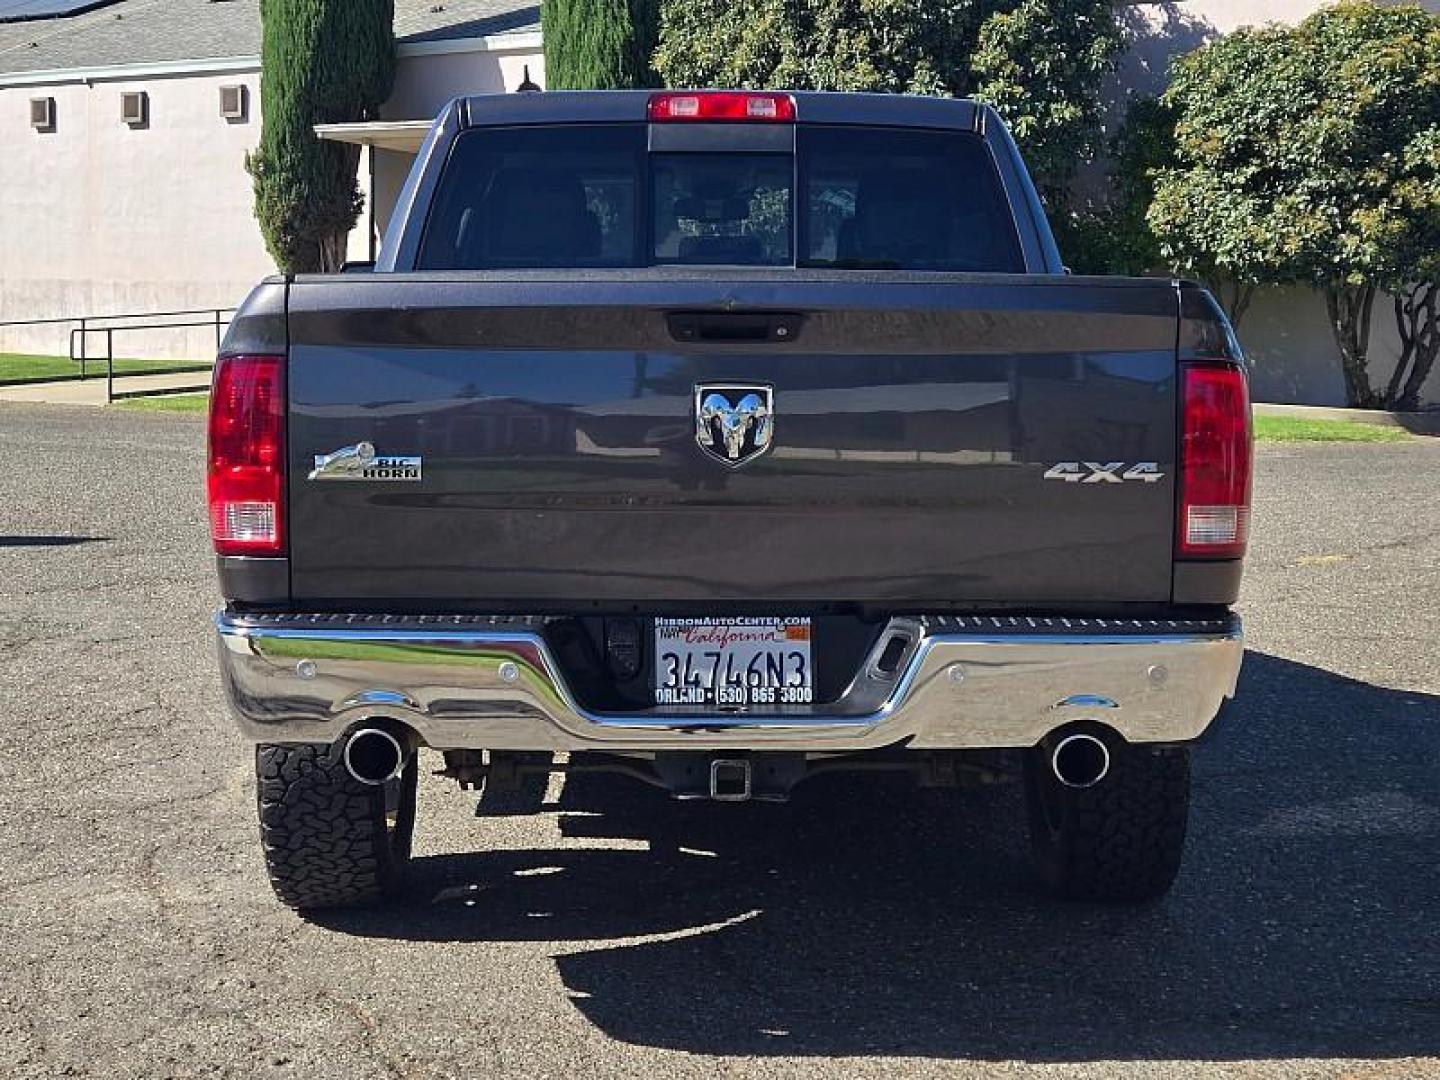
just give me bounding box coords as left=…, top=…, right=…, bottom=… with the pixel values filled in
left=211, top=90, right=1250, bottom=910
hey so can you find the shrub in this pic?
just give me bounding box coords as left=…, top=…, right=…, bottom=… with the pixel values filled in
left=246, top=0, right=396, bottom=274
left=653, top=0, right=1122, bottom=199
left=1150, top=3, right=1440, bottom=406
left=544, top=0, right=660, bottom=89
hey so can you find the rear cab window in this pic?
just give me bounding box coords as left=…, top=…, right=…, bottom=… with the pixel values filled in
left=417, top=123, right=1025, bottom=273
left=652, top=153, right=792, bottom=266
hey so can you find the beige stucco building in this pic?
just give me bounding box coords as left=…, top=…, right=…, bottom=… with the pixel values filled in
left=0, top=0, right=543, bottom=360
left=0, top=0, right=1436, bottom=406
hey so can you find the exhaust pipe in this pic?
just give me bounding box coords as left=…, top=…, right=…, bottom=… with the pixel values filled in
left=1050, top=733, right=1111, bottom=789
left=343, top=727, right=409, bottom=786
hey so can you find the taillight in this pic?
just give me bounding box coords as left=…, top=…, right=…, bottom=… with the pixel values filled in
left=647, top=91, right=796, bottom=122
left=208, top=353, right=285, bottom=556
left=1178, top=362, right=1252, bottom=559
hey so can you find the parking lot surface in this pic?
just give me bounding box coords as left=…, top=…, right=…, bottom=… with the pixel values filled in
left=1, top=403, right=1437, bottom=1079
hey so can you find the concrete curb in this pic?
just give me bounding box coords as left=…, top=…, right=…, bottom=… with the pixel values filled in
left=1254, top=402, right=1440, bottom=435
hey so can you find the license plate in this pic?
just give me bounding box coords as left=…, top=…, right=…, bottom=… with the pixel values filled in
left=654, top=617, right=813, bottom=707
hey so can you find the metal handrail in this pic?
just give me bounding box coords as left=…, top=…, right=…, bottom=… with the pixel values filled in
left=0, top=306, right=237, bottom=329
left=76, top=319, right=230, bottom=402
left=69, top=309, right=235, bottom=383
left=0, top=306, right=234, bottom=398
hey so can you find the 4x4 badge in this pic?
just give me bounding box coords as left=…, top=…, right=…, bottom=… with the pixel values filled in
left=1043, top=461, right=1165, bottom=484
left=694, top=384, right=774, bottom=468
left=308, top=442, right=422, bottom=482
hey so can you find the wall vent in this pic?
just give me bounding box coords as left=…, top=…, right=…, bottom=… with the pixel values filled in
left=219, top=84, right=247, bottom=122
left=120, top=90, right=148, bottom=127
left=29, top=96, right=55, bottom=131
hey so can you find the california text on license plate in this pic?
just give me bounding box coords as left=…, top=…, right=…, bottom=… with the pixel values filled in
left=654, top=617, right=813, bottom=707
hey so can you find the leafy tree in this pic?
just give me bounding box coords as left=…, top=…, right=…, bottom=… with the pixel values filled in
left=1058, top=96, right=1175, bottom=277
left=970, top=0, right=1124, bottom=203
left=653, top=0, right=1122, bottom=198
left=1146, top=25, right=1297, bottom=327
left=1150, top=3, right=1440, bottom=407
left=545, top=0, right=660, bottom=89
left=1300, top=4, right=1440, bottom=409
left=246, top=0, right=395, bottom=274
left=1382, top=128, right=1440, bottom=411
left=1389, top=281, right=1440, bottom=412
left=655, top=0, right=977, bottom=96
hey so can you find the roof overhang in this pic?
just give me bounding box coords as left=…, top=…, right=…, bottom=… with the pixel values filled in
left=0, top=29, right=541, bottom=89
left=315, top=120, right=432, bottom=153
left=0, top=54, right=258, bottom=89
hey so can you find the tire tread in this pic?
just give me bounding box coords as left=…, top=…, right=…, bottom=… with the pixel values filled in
left=1027, top=742, right=1190, bottom=902
left=255, top=742, right=411, bottom=910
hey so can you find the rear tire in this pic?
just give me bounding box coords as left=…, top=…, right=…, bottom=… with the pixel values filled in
left=1024, top=735, right=1190, bottom=902
left=255, top=740, right=418, bottom=911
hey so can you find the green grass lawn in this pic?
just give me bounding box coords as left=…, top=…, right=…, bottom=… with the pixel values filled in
left=0, top=353, right=212, bottom=385
left=112, top=392, right=210, bottom=413
left=1253, top=414, right=1411, bottom=443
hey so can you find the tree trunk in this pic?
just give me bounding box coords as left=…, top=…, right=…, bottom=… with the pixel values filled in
left=1228, top=282, right=1255, bottom=328
left=1389, top=282, right=1439, bottom=412
left=318, top=232, right=350, bottom=274
left=1387, top=290, right=1417, bottom=406
left=1323, top=282, right=1380, bottom=408
left=1203, top=276, right=1255, bottom=329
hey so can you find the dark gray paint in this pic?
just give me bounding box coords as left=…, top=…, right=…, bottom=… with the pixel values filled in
left=647, top=122, right=795, bottom=153
left=216, top=555, right=289, bottom=603
left=279, top=275, right=1182, bottom=607
left=984, top=110, right=1064, bottom=273
left=217, top=278, right=287, bottom=357
left=1173, top=561, right=1244, bottom=606
left=215, top=92, right=1246, bottom=614
left=459, top=89, right=981, bottom=133
left=376, top=98, right=463, bottom=274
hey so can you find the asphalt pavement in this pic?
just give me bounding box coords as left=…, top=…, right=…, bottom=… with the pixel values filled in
left=0, top=402, right=1436, bottom=1079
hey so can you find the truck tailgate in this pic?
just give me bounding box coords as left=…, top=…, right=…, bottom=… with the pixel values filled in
left=285, top=274, right=1179, bottom=607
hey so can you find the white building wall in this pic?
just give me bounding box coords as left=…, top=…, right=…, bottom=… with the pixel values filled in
left=368, top=36, right=544, bottom=245
left=1242, top=285, right=1423, bottom=408
left=0, top=36, right=544, bottom=361
left=0, top=65, right=270, bottom=359
left=386, top=38, right=542, bottom=120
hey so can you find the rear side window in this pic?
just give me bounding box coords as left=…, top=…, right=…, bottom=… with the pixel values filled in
left=799, top=126, right=1024, bottom=272
left=419, top=125, right=643, bottom=270
left=416, top=122, right=1024, bottom=272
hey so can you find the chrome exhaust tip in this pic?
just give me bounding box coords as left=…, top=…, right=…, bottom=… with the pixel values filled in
left=343, top=727, right=408, bottom=786
left=1050, top=733, right=1111, bottom=789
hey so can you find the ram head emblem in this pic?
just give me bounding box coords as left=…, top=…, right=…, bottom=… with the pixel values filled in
left=694, top=386, right=774, bottom=466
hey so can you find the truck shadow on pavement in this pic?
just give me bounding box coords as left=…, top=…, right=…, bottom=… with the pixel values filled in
left=316, top=651, right=1440, bottom=1062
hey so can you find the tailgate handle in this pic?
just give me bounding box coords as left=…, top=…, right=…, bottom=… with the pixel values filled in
left=666, top=312, right=803, bottom=344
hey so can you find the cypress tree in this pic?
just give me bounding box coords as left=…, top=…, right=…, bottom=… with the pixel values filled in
left=543, top=0, right=658, bottom=89
left=246, top=0, right=397, bottom=273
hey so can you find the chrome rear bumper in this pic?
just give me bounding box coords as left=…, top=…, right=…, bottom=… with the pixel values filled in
left=216, top=612, right=1243, bottom=753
